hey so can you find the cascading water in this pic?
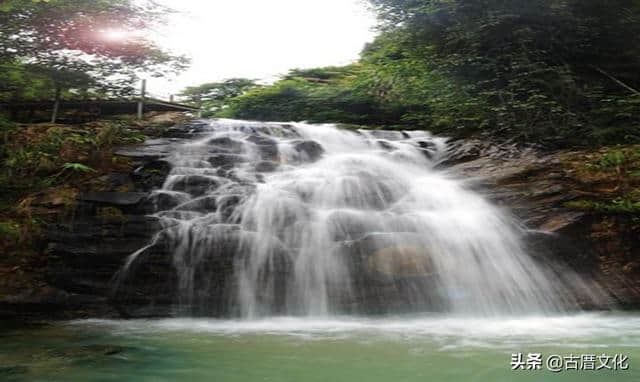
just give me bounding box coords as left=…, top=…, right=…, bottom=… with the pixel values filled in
left=115, top=119, right=584, bottom=317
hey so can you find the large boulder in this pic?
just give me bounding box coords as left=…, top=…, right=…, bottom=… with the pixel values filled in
left=369, top=245, right=435, bottom=278
left=167, top=175, right=224, bottom=196
left=334, top=233, right=442, bottom=313
left=131, top=160, right=172, bottom=191
left=206, top=136, right=244, bottom=153
left=247, top=134, right=279, bottom=161
left=341, top=233, right=432, bottom=274
left=141, top=191, right=190, bottom=213
left=293, top=140, right=324, bottom=162
left=254, top=161, right=279, bottom=173
left=208, top=154, right=248, bottom=168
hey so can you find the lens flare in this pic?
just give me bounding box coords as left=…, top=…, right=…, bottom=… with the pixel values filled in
left=99, top=28, right=143, bottom=42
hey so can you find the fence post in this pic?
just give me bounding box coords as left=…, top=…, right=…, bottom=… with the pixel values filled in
left=51, top=85, right=61, bottom=124
left=137, top=79, right=147, bottom=120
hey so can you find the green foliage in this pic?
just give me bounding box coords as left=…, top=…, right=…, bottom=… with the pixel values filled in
left=587, top=146, right=640, bottom=173
left=0, top=221, right=21, bottom=241
left=217, top=0, right=640, bottom=147
left=0, top=122, right=143, bottom=204
left=565, top=199, right=640, bottom=214
left=218, top=65, right=401, bottom=126
left=60, top=162, right=95, bottom=173
left=567, top=145, right=640, bottom=214
left=364, top=0, right=640, bottom=145
left=597, top=150, right=628, bottom=169
left=180, top=78, right=260, bottom=117
left=0, top=113, right=15, bottom=132
left=0, top=0, right=54, bottom=12
left=0, top=0, right=188, bottom=100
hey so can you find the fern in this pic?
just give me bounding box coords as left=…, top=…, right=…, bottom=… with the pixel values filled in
left=61, top=162, right=95, bottom=173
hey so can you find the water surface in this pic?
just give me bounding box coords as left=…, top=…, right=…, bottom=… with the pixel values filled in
left=2, top=313, right=638, bottom=381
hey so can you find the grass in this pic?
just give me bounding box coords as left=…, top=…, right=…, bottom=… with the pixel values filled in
left=564, top=145, right=640, bottom=214
left=0, top=120, right=145, bottom=210
left=565, top=199, right=640, bottom=214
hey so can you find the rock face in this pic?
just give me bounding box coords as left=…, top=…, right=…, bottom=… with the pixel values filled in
left=446, top=139, right=640, bottom=308
left=18, top=124, right=206, bottom=319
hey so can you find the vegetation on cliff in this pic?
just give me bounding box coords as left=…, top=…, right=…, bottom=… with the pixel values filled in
left=0, top=113, right=190, bottom=306
left=564, top=146, right=640, bottom=213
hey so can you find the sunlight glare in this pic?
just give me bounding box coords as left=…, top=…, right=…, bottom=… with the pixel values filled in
left=100, top=28, right=140, bottom=42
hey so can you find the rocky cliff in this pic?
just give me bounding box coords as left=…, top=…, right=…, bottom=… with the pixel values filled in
left=446, top=140, right=639, bottom=308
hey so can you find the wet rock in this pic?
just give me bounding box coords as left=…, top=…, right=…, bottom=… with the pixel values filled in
left=164, top=122, right=211, bottom=138
left=344, top=233, right=428, bottom=260
left=115, top=139, right=177, bottom=160
left=79, top=192, right=148, bottom=206
left=155, top=210, right=203, bottom=220
left=208, top=154, right=248, bottom=167
left=369, top=245, right=435, bottom=278
left=113, top=224, right=247, bottom=316
left=339, top=171, right=399, bottom=210
left=141, top=191, right=189, bottom=212
left=376, top=140, right=395, bottom=151
left=45, top=215, right=167, bottom=296
left=247, top=134, right=279, bottom=161
left=440, top=139, right=488, bottom=166
left=417, top=140, right=436, bottom=150
left=326, top=210, right=383, bottom=241
left=274, top=123, right=301, bottom=138
left=216, top=195, right=244, bottom=222
left=175, top=196, right=218, bottom=212
left=214, top=182, right=256, bottom=197
left=169, top=175, right=224, bottom=196
left=335, top=233, right=442, bottom=313
left=415, top=140, right=437, bottom=159
left=92, top=173, right=135, bottom=192
left=46, top=215, right=165, bottom=244
left=206, top=136, right=244, bottom=153
left=338, top=232, right=433, bottom=276
left=109, top=237, right=179, bottom=317
left=293, top=140, right=324, bottom=162
left=366, top=130, right=406, bottom=140
left=330, top=221, right=434, bottom=278
left=132, top=160, right=172, bottom=191
left=254, top=161, right=279, bottom=173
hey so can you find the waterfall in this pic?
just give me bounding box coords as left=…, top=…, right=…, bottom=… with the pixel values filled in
left=115, top=119, right=583, bottom=317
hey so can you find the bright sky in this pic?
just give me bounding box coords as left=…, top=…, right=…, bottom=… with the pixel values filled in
left=149, top=0, right=377, bottom=96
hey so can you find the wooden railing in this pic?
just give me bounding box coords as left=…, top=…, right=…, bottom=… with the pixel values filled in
left=0, top=80, right=201, bottom=123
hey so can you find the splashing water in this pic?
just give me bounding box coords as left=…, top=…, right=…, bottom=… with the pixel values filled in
left=115, top=119, right=586, bottom=318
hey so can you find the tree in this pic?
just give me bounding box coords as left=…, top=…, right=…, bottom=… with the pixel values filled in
left=0, top=0, right=188, bottom=100
left=219, top=66, right=396, bottom=125
left=364, top=0, right=640, bottom=145
left=180, top=78, right=259, bottom=116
